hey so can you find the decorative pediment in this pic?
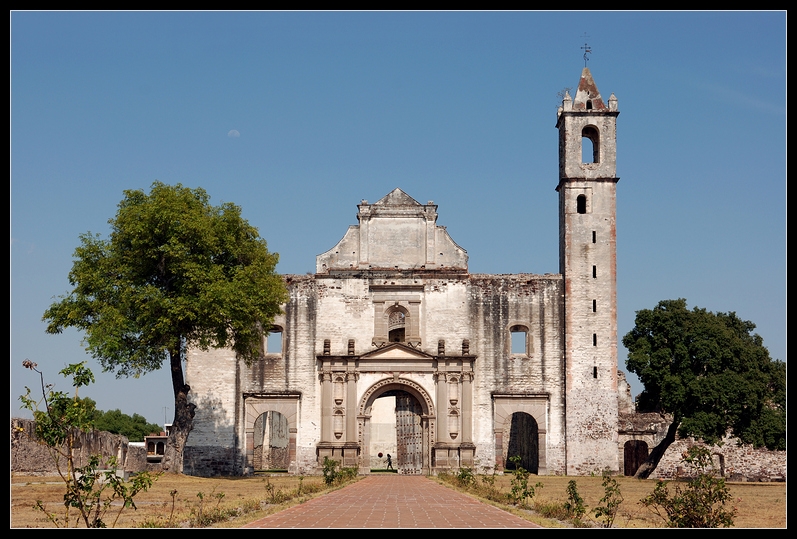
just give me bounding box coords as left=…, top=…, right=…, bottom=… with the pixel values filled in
left=372, top=188, right=422, bottom=207
left=360, top=342, right=435, bottom=361
left=315, top=189, right=468, bottom=272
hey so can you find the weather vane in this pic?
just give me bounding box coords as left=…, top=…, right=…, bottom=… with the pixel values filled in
left=581, top=33, right=591, bottom=67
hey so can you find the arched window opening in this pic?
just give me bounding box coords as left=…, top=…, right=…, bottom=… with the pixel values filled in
left=577, top=194, right=587, bottom=214
left=387, top=307, right=407, bottom=343
left=581, top=125, right=600, bottom=164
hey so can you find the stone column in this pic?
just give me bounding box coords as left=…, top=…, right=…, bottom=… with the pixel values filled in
left=424, top=202, right=437, bottom=266
left=408, top=300, right=421, bottom=347
left=435, top=371, right=447, bottom=442
left=372, top=301, right=387, bottom=347
left=346, top=371, right=358, bottom=442
left=321, top=370, right=333, bottom=442
left=462, top=371, right=473, bottom=443
left=358, top=204, right=371, bottom=266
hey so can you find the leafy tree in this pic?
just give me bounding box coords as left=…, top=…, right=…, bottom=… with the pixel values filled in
left=42, top=182, right=288, bottom=472
left=93, top=407, right=163, bottom=442
left=623, top=299, right=785, bottom=479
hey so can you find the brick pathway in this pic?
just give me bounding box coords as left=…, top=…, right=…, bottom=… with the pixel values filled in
left=242, top=475, right=542, bottom=528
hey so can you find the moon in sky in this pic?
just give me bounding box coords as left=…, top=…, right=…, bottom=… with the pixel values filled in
left=227, top=129, right=240, bottom=138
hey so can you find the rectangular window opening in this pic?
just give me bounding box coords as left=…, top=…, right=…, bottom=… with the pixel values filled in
left=592, top=265, right=597, bottom=278
left=267, top=330, right=283, bottom=354
left=593, top=333, right=597, bottom=347
left=592, top=231, right=596, bottom=244
left=511, top=330, right=527, bottom=355
left=593, top=299, right=597, bottom=312
left=593, top=366, right=598, bottom=379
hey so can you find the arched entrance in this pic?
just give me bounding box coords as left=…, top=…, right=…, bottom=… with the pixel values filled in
left=253, top=410, right=290, bottom=471
left=359, top=378, right=435, bottom=475
left=244, top=396, right=299, bottom=475
left=623, top=440, right=648, bottom=476
left=504, top=412, right=539, bottom=474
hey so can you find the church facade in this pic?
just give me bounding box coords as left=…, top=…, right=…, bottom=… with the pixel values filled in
left=183, top=67, right=625, bottom=477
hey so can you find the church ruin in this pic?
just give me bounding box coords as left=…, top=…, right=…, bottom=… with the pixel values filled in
left=184, top=67, right=626, bottom=477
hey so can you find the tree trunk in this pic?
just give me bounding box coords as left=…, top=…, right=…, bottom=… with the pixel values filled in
left=633, top=418, right=679, bottom=479
left=161, top=347, right=196, bottom=473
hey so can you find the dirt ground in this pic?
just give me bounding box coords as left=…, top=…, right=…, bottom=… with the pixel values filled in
left=10, top=472, right=787, bottom=528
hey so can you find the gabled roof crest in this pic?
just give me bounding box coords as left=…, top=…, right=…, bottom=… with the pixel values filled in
left=373, top=188, right=422, bottom=206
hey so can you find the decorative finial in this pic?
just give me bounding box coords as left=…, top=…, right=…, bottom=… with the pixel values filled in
left=581, top=33, right=591, bottom=68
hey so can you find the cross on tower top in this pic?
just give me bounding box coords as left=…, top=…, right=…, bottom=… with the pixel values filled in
left=581, top=33, right=591, bottom=67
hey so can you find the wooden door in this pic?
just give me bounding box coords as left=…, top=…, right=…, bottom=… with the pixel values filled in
left=395, top=391, right=423, bottom=474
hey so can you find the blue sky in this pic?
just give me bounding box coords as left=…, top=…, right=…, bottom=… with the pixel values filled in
left=11, top=11, right=786, bottom=427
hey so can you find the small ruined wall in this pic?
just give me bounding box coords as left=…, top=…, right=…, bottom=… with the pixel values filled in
left=10, top=418, right=159, bottom=475
left=650, top=436, right=786, bottom=482
left=618, top=413, right=786, bottom=481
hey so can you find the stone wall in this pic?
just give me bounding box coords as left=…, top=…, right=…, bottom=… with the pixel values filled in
left=651, top=436, right=786, bottom=482
left=617, top=413, right=786, bottom=482
left=11, top=418, right=161, bottom=475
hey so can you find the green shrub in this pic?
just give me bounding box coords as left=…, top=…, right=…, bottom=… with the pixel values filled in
left=564, top=479, right=587, bottom=520
left=456, top=467, right=475, bottom=488
left=507, top=456, right=543, bottom=509
left=321, top=456, right=358, bottom=486
left=19, top=360, right=158, bottom=528
left=641, top=446, right=736, bottom=528
left=594, top=469, right=624, bottom=528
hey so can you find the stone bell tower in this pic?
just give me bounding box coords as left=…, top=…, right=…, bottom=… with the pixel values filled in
left=556, top=67, right=620, bottom=474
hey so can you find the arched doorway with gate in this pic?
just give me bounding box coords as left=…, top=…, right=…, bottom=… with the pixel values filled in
left=359, top=378, right=435, bottom=475
left=623, top=440, right=648, bottom=476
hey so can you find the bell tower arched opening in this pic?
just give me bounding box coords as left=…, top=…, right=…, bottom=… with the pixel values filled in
left=582, top=125, right=600, bottom=163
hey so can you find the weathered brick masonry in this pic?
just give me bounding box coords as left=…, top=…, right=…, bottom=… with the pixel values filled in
left=179, top=67, right=785, bottom=480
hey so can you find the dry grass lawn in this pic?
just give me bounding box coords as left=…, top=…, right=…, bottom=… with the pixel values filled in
left=11, top=472, right=786, bottom=528
left=433, top=474, right=786, bottom=528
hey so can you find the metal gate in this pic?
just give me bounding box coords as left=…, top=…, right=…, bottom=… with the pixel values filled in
left=395, top=391, right=423, bottom=474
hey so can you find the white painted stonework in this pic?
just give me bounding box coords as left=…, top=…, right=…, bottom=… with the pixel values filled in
left=185, top=67, right=625, bottom=477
